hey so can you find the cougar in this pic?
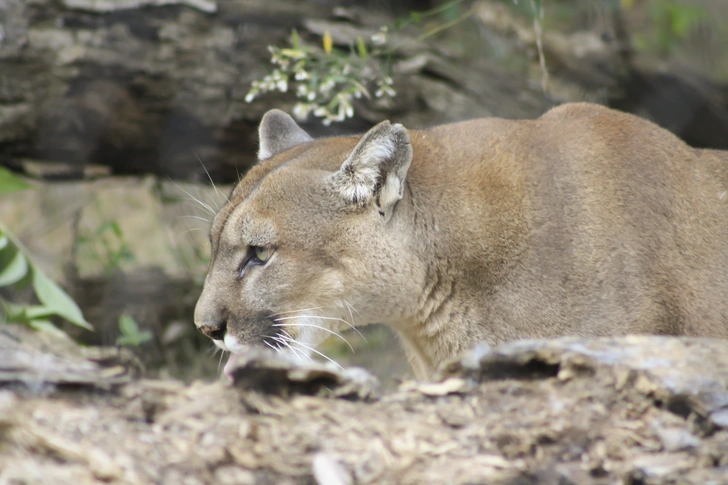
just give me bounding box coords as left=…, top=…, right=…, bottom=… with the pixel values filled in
left=194, top=103, right=728, bottom=379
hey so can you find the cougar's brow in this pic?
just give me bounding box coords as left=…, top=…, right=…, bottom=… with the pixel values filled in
left=211, top=144, right=318, bottom=254
left=238, top=214, right=277, bottom=247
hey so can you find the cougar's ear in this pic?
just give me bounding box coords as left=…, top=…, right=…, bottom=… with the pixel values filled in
left=258, top=109, right=313, bottom=160
left=330, top=120, right=412, bottom=215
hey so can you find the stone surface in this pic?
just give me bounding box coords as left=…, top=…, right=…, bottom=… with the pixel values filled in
left=0, top=176, right=218, bottom=281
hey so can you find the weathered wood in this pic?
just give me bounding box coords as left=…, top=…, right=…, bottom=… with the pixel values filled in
left=0, top=324, right=139, bottom=387
left=3, top=334, right=728, bottom=484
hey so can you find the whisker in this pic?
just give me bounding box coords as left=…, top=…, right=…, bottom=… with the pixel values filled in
left=179, top=227, right=203, bottom=236
left=343, top=300, right=356, bottom=326
left=208, top=194, right=220, bottom=211
left=282, top=341, right=310, bottom=363
left=218, top=349, right=226, bottom=375
left=343, top=300, right=363, bottom=319
left=275, top=315, right=366, bottom=341
left=280, top=335, right=344, bottom=370
left=178, top=215, right=212, bottom=223
left=274, top=332, right=311, bottom=361
left=282, top=330, right=344, bottom=370
left=191, top=151, right=220, bottom=211
left=270, top=307, right=325, bottom=317
left=264, top=340, right=279, bottom=352
left=179, top=200, right=231, bottom=219
left=271, top=335, right=310, bottom=361
left=272, top=323, right=354, bottom=352
left=194, top=150, right=231, bottom=207
left=173, top=181, right=217, bottom=215
left=342, top=300, right=365, bottom=340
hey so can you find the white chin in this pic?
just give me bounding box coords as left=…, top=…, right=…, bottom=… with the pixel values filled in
left=213, top=339, right=229, bottom=352
left=223, top=334, right=247, bottom=354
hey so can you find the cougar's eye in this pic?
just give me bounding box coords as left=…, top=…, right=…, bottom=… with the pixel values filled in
left=253, top=245, right=273, bottom=263
left=237, top=246, right=274, bottom=279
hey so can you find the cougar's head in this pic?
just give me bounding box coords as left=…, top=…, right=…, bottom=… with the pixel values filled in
left=194, top=109, right=417, bottom=370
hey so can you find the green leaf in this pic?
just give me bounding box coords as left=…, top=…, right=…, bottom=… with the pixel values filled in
left=2, top=301, right=28, bottom=322
left=0, top=249, right=28, bottom=287
left=349, top=80, right=371, bottom=99
left=24, top=305, right=59, bottom=319
left=291, top=29, right=300, bottom=49
left=356, top=36, right=368, bottom=60
left=29, top=319, right=68, bottom=338
left=116, top=314, right=152, bottom=347
left=32, top=267, right=93, bottom=330
left=118, top=313, right=139, bottom=336
left=668, top=4, right=706, bottom=38
left=0, top=235, right=8, bottom=250
left=96, top=221, right=119, bottom=236
left=0, top=167, right=33, bottom=195
left=280, top=49, right=306, bottom=59
left=110, top=221, right=123, bottom=238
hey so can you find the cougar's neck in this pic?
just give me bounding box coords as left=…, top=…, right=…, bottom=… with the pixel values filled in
left=390, top=125, right=530, bottom=376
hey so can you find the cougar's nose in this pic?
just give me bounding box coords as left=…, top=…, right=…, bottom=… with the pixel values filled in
left=198, top=321, right=226, bottom=341
left=194, top=281, right=229, bottom=341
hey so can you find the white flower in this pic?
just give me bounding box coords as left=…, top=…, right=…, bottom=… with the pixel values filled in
left=292, top=103, right=311, bottom=120
left=319, top=79, right=335, bottom=95
left=371, top=33, right=386, bottom=45
left=375, top=79, right=396, bottom=98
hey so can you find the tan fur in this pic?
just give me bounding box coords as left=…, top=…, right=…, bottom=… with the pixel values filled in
left=195, top=103, right=728, bottom=379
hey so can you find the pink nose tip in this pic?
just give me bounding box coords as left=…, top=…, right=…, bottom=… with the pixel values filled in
left=198, top=322, right=226, bottom=341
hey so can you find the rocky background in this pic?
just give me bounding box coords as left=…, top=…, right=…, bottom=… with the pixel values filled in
left=1, top=0, right=727, bottom=184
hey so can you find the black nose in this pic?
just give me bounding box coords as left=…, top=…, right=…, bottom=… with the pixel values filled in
left=198, top=321, right=226, bottom=341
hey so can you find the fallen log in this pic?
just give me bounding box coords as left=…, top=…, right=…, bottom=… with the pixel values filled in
left=2, top=326, right=728, bottom=484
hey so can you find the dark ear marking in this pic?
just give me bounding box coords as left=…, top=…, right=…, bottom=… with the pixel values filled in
left=258, top=109, right=313, bottom=160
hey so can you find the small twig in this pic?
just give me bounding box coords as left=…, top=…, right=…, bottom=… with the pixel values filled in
left=529, top=0, right=550, bottom=92
left=414, top=5, right=477, bottom=43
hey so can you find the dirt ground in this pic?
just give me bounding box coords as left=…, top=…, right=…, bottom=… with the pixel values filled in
left=2, top=325, right=728, bottom=485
